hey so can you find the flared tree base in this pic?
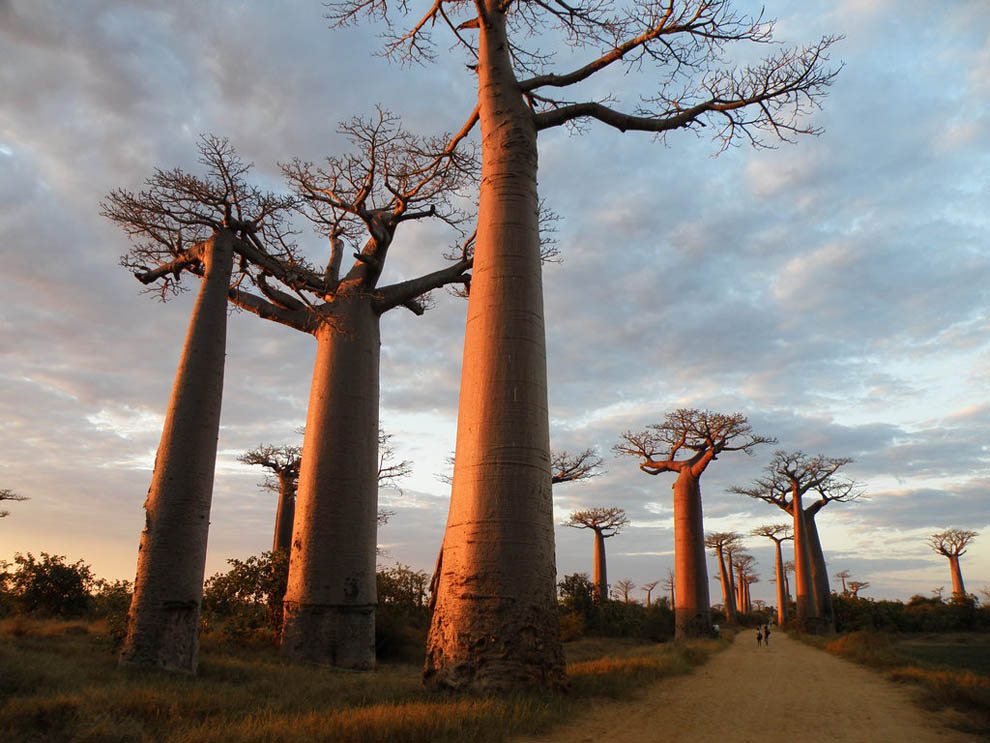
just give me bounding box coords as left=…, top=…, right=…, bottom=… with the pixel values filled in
left=280, top=601, right=375, bottom=669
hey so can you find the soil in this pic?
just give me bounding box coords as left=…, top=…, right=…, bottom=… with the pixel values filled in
left=515, top=630, right=982, bottom=743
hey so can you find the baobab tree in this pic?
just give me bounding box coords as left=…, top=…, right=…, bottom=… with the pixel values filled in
left=734, top=553, right=757, bottom=614
left=613, top=579, right=636, bottom=604
left=616, top=410, right=774, bottom=639
left=731, top=450, right=857, bottom=632
left=324, top=0, right=844, bottom=691
left=642, top=580, right=660, bottom=608
left=221, top=113, right=475, bottom=669
left=0, top=488, right=27, bottom=518
left=563, top=507, right=629, bottom=604
left=240, top=444, right=302, bottom=554
left=928, top=529, right=978, bottom=601
left=847, top=580, right=869, bottom=598
left=751, top=524, right=792, bottom=626
left=783, top=561, right=794, bottom=602
left=705, top=532, right=742, bottom=624
left=242, top=431, right=410, bottom=557
left=103, top=137, right=297, bottom=672
left=663, top=568, right=676, bottom=609
left=835, top=569, right=851, bottom=595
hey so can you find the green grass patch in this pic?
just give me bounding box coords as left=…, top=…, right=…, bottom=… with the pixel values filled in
left=0, top=618, right=728, bottom=742
left=793, top=629, right=990, bottom=736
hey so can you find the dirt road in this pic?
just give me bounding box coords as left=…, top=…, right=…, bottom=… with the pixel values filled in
left=516, top=631, right=980, bottom=743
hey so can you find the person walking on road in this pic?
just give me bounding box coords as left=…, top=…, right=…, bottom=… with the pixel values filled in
left=764, top=624, right=771, bottom=647
left=756, top=628, right=763, bottom=647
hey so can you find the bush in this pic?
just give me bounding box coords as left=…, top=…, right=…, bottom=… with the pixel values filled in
left=3, top=553, right=96, bottom=617
left=201, top=550, right=289, bottom=641
left=556, top=573, right=675, bottom=642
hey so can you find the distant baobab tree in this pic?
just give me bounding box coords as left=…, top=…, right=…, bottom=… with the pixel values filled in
left=240, top=444, right=302, bottom=554
left=241, top=432, right=411, bottom=555
left=734, top=553, right=757, bottom=614
left=354, top=0, right=849, bottom=692
left=0, top=488, right=28, bottom=518
left=847, top=580, right=869, bottom=598
left=732, top=450, right=859, bottom=632
left=783, top=561, right=795, bottom=601
left=663, top=568, right=676, bottom=610
left=563, top=507, right=628, bottom=604
left=103, top=136, right=297, bottom=673
left=705, top=532, right=742, bottom=624
left=751, top=524, right=793, bottom=626
left=616, top=410, right=774, bottom=639
left=613, top=579, right=636, bottom=604
left=928, top=528, right=978, bottom=601
left=642, top=580, right=660, bottom=608
left=835, top=569, right=851, bottom=595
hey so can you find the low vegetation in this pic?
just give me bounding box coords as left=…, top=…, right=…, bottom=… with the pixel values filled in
left=794, top=629, right=990, bottom=736
left=0, top=618, right=729, bottom=742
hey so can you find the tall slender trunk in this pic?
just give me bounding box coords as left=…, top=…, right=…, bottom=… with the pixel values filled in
left=774, top=540, right=788, bottom=626
left=735, top=563, right=745, bottom=614
left=592, top=529, right=607, bottom=604
left=726, top=553, right=737, bottom=612
left=804, top=509, right=834, bottom=632
left=717, top=548, right=737, bottom=623
left=784, top=570, right=791, bottom=602
left=791, top=491, right=817, bottom=627
left=424, top=5, right=565, bottom=693
left=672, top=468, right=711, bottom=639
left=273, top=471, right=295, bottom=554
left=120, top=231, right=233, bottom=673
left=948, top=555, right=966, bottom=599
left=281, top=299, right=380, bottom=669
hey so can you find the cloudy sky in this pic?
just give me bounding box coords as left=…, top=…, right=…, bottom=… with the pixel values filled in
left=2, top=0, right=988, bottom=607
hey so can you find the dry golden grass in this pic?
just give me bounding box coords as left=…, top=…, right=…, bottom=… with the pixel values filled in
left=796, top=630, right=990, bottom=736
left=0, top=619, right=729, bottom=743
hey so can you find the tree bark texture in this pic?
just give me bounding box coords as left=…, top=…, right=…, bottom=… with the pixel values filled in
left=593, top=530, right=607, bottom=604
left=948, top=555, right=966, bottom=599
left=803, top=511, right=835, bottom=632
left=424, top=6, right=565, bottom=692
left=672, top=469, right=711, bottom=639
left=716, top=548, right=736, bottom=623
left=791, top=492, right=817, bottom=628
left=119, top=231, right=233, bottom=673
left=774, top=540, right=788, bottom=626
left=281, top=300, right=380, bottom=669
left=273, top=471, right=296, bottom=554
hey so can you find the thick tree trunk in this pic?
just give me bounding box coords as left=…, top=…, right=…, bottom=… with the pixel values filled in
left=726, top=554, right=737, bottom=612
left=735, top=563, right=746, bottom=614
left=120, top=231, right=233, bottom=673
left=791, top=492, right=817, bottom=629
left=280, top=299, right=380, bottom=669
left=717, top=548, right=737, bottom=623
left=424, top=6, right=565, bottom=692
left=672, top=468, right=711, bottom=639
left=272, top=471, right=295, bottom=554
left=592, top=529, right=607, bottom=604
left=948, top=555, right=966, bottom=599
left=803, top=510, right=835, bottom=632
left=774, top=540, right=788, bottom=626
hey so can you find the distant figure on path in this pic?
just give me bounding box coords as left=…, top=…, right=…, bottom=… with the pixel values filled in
left=764, top=624, right=771, bottom=647
left=756, top=628, right=763, bottom=647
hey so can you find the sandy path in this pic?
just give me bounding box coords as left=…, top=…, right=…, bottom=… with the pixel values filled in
left=515, top=631, right=980, bottom=743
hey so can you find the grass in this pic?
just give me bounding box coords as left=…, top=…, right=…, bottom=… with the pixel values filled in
left=793, top=629, right=990, bottom=736
left=0, top=619, right=729, bottom=742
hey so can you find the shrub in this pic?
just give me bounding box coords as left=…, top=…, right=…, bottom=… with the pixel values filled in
left=5, top=553, right=96, bottom=617
left=201, top=550, right=289, bottom=640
